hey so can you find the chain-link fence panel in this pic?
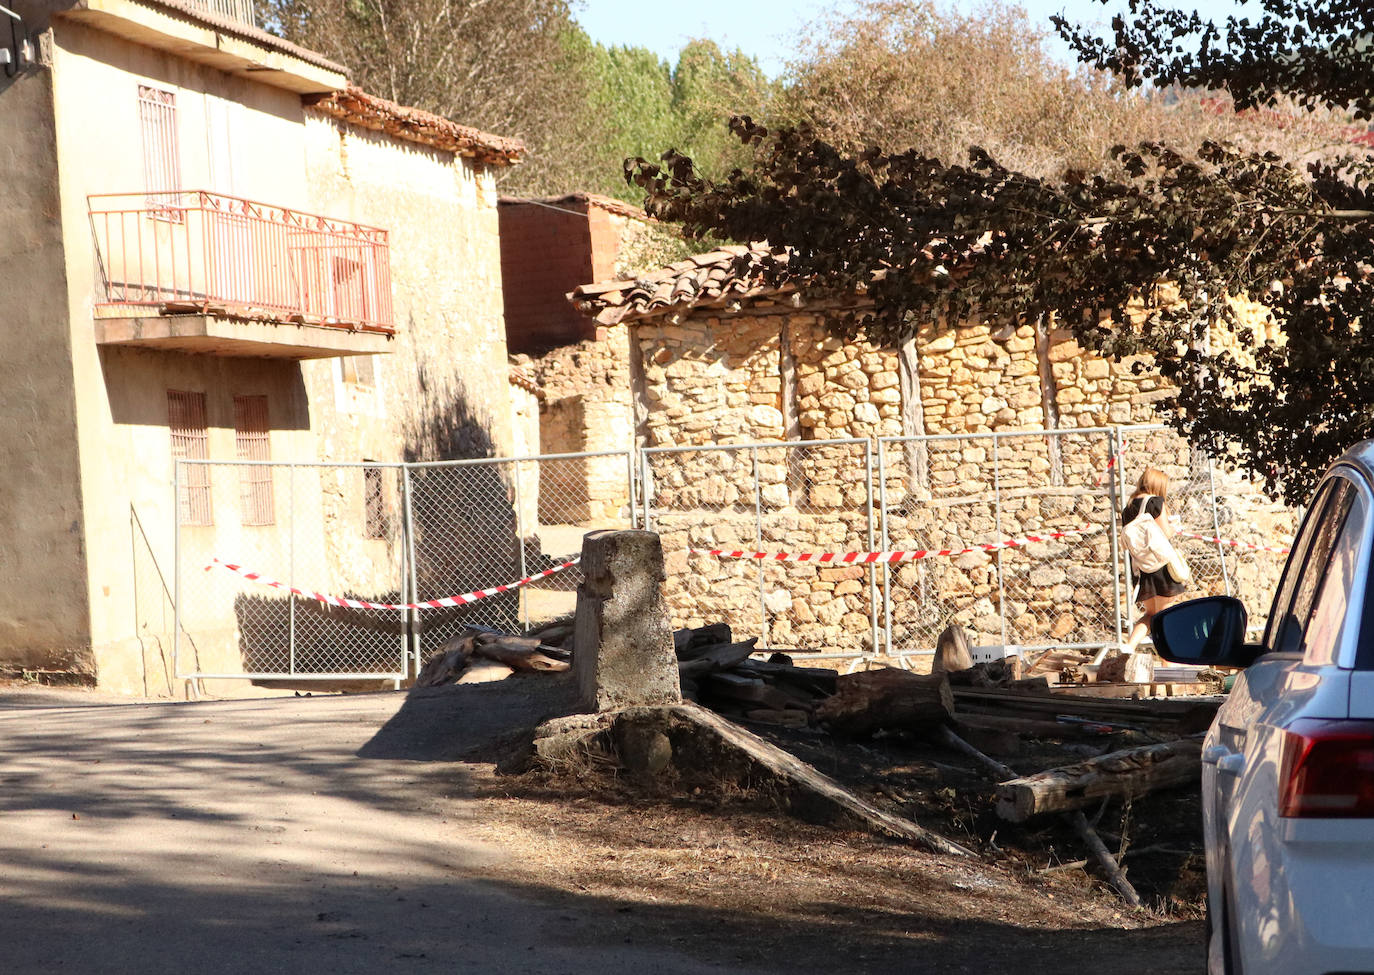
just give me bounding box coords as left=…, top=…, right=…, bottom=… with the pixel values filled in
left=407, top=451, right=635, bottom=668
left=175, top=460, right=409, bottom=679
left=878, top=429, right=1120, bottom=655
left=645, top=439, right=879, bottom=654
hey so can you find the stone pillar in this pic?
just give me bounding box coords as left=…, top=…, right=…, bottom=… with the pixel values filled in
left=573, top=530, right=682, bottom=713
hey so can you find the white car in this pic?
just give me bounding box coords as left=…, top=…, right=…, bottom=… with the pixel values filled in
left=1153, top=444, right=1374, bottom=975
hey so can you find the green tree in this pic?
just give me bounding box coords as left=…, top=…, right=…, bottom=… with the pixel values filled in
left=629, top=1, right=1374, bottom=502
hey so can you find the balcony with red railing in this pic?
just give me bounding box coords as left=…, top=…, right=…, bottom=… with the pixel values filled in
left=88, top=191, right=395, bottom=358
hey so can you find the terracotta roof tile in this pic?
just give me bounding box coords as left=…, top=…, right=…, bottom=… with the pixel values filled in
left=306, top=87, right=523, bottom=165
left=569, top=245, right=792, bottom=325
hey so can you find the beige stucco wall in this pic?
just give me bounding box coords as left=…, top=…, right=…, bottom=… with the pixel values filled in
left=0, top=63, right=93, bottom=673
left=6, top=14, right=515, bottom=693
left=300, top=112, right=514, bottom=465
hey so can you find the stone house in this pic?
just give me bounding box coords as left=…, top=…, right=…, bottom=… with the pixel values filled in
left=532, top=245, right=1290, bottom=653
left=1, top=0, right=522, bottom=692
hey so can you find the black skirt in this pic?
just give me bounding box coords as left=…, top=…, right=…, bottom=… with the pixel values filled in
left=1133, top=565, right=1187, bottom=605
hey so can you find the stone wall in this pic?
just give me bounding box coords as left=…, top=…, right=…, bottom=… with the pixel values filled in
left=534, top=297, right=1295, bottom=655
left=531, top=331, right=636, bottom=524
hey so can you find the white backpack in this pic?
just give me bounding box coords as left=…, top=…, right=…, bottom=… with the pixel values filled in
left=1121, top=495, right=1186, bottom=578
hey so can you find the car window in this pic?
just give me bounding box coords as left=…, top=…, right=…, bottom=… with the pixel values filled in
left=1267, top=477, right=1362, bottom=661
left=1264, top=479, right=1338, bottom=652
left=1300, top=487, right=1367, bottom=666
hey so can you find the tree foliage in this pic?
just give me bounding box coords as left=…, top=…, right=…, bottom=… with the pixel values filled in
left=1056, top=0, right=1374, bottom=118
left=628, top=0, right=1374, bottom=501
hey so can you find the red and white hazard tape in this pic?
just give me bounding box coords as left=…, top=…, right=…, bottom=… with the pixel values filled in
left=204, top=557, right=579, bottom=610
left=691, top=525, right=1101, bottom=564
left=1175, top=530, right=1291, bottom=555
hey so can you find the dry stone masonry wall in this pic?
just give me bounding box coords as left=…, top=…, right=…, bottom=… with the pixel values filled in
left=533, top=296, right=1294, bottom=655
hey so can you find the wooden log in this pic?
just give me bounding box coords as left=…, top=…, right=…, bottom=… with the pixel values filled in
left=995, top=739, right=1203, bottom=822
left=673, top=623, right=732, bottom=658
left=1070, top=810, right=1144, bottom=908
left=702, top=672, right=812, bottom=712
left=815, top=668, right=953, bottom=737
left=744, top=708, right=811, bottom=728
left=932, top=624, right=974, bottom=674
left=676, top=639, right=759, bottom=679
left=471, top=633, right=570, bottom=673
left=953, top=713, right=1113, bottom=739
left=953, top=686, right=1221, bottom=724
left=415, top=645, right=470, bottom=687
left=734, top=660, right=838, bottom=697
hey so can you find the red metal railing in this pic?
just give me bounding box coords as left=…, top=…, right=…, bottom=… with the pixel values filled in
left=88, top=191, right=395, bottom=333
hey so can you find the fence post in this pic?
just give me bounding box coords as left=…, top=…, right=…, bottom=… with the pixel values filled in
left=992, top=433, right=1009, bottom=648
left=752, top=446, right=766, bottom=647
left=640, top=450, right=652, bottom=531
left=878, top=439, right=892, bottom=656
left=288, top=462, right=297, bottom=677
left=865, top=441, right=879, bottom=658
left=1110, top=427, right=1127, bottom=645
left=403, top=464, right=419, bottom=677
left=627, top=449, right=638, bottom=530
left=1206, top=460, right=1233, bottom=596
left=514, top=459, right=529, bottom=630
left=172, top=460, right=181, bottom=680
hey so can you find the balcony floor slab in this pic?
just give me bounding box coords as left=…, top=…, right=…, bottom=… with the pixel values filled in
left=94, top=314, right=393, bottom=359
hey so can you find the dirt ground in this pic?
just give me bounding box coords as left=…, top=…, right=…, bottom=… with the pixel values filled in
left=0, top=676, right=1204, bottom=974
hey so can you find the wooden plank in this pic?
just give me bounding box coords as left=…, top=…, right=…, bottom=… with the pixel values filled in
left=816, top=669, right=953, bottom=736
left=676, top=639, right=759, bottom=679
left=995, top=739, right=1203, bottom=822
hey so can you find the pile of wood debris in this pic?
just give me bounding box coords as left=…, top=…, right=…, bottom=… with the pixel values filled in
left=419, top=617, right=1218, bottom=908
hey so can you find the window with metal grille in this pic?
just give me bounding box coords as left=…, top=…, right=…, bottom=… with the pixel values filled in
left=363, top=465, right=389, bottom=539
left=139, top=86, right=181, bottom=214
left=168, top=390, right=212, bottom=525
left=233, top=395, right=274, bottom=526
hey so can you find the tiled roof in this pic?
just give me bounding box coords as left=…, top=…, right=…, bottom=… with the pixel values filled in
left=306, top=87, right=524, bottom=165
left=569, top=244, right=792, bottom=325
left=508, top=360, right=544, bottom=399
left=142, top=0, right=348, bottom=73
left=499, top=193, right=647, bottom=221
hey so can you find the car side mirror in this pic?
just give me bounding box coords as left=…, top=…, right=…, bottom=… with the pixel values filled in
left=1151, top=595, right=1257, bottom=668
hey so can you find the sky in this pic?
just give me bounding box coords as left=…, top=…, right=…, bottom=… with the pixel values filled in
left=572, top=1, right=1233, bottom=76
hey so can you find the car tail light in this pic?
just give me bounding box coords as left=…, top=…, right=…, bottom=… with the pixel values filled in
left=1280, top=719, right=1374, bottom=818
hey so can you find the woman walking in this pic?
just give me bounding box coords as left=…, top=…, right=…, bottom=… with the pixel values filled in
left=1120, top=467, right=1188, bottom=653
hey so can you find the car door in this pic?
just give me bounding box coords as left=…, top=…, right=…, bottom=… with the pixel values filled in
left=1209, top=471, right=1367, bottom=968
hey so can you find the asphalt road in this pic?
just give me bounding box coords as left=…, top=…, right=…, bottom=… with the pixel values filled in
left=0, top=681, right=752, bottom=974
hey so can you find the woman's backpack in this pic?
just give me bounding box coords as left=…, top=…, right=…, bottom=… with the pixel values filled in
left=1122, top=495, right=1190, bottom=582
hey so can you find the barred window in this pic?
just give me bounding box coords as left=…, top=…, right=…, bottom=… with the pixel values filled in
left=169, top=390, right=211, bottom=526
left=233, top=395, right=274, bottom=526
left=364, top=465, right=389, bottom=539
left=138, top=86, right=181, bottom=211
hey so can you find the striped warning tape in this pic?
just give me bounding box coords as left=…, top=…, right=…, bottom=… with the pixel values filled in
left=204, top=557, right=579, bottom=610
left=1175, top=530, right=1291, bottom=555
left=691, top=525, right=1102, bottom=564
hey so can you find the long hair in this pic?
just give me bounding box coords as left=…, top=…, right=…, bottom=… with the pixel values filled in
left=1135, top=467, right=1169, bottom=499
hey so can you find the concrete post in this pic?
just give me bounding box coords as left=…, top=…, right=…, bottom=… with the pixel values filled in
left=573, top=529, right=682, bottom=713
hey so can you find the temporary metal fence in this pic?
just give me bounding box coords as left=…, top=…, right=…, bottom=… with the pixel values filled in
left=174, top=427, right=1293, bottom=682
left=174, top=450, right=636, bottom=682
left=641, top=424, right=1295, bottom=660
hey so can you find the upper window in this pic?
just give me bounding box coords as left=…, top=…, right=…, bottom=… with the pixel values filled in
left=138, top=86, right=181, bottom=206
left=342, top=355, right=376, bottom=391
left=169, top=390, right=212, bottom=526
left=233, top=395, right=274, bottom=526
